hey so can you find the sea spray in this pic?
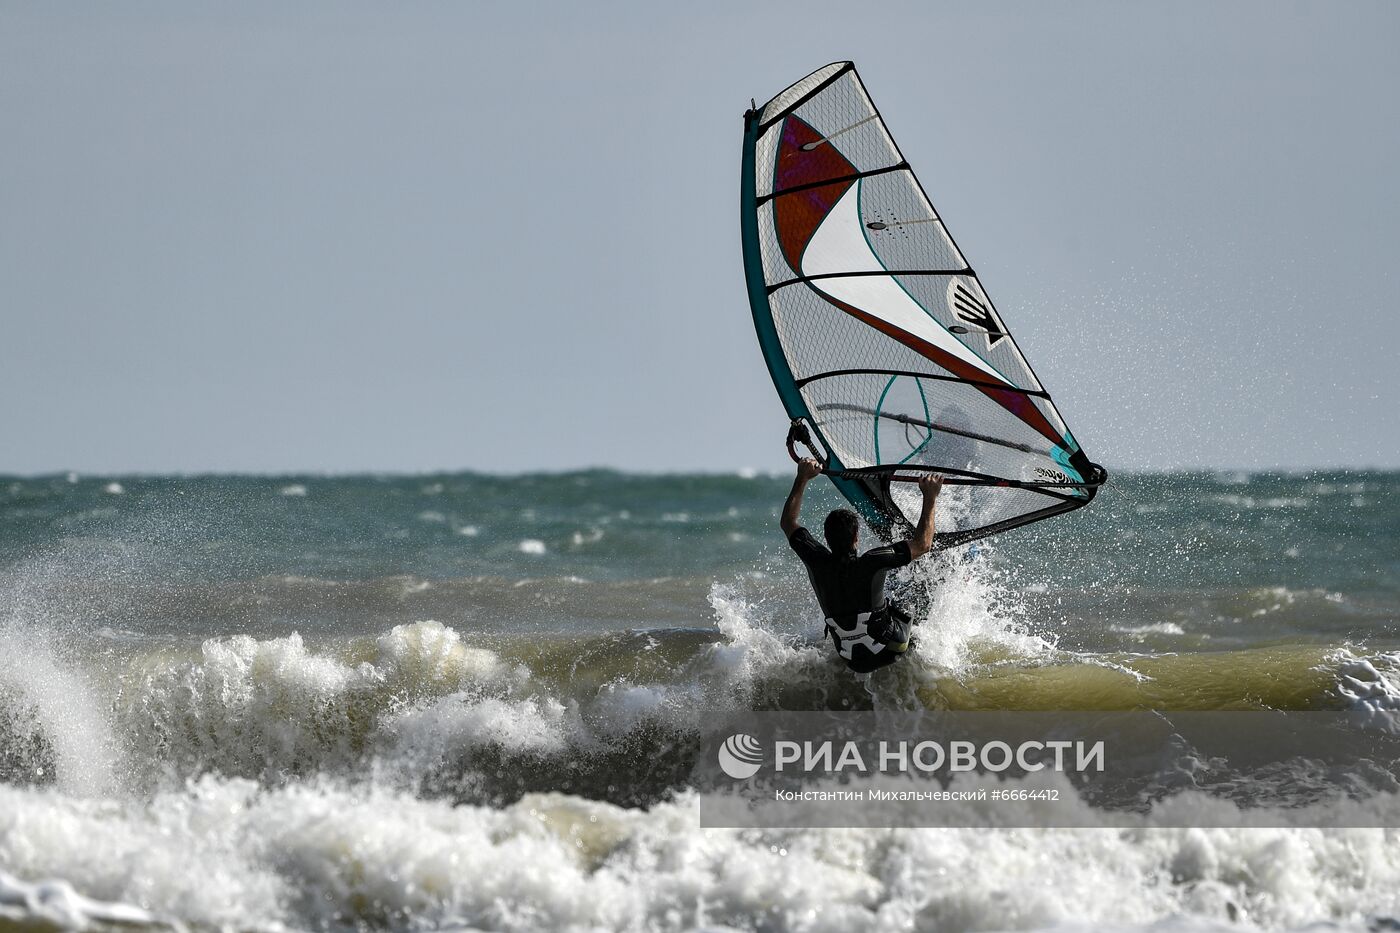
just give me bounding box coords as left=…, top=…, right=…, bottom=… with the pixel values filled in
left=0, top=541, right=136, bottom=796
left=0, top=629, right=118, bottom=795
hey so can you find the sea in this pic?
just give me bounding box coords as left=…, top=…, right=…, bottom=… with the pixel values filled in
left=0, top=469, right=1398, bottom=931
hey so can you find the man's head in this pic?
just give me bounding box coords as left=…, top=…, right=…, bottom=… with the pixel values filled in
left=823, top=508, right=860, bottom=554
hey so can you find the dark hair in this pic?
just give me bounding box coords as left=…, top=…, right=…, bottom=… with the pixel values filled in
left=823, top=508, right=860, bottom=554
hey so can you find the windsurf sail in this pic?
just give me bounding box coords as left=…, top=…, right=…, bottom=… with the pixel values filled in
left=741, top=62, right=1106, bottom=548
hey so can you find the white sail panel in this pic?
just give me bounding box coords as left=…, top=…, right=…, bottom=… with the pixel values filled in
left=803, top=183, right=1005, bottom=384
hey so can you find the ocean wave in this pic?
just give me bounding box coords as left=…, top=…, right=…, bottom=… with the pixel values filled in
left=2, top=607, right=1398, bottom=807
left=0, top=505, right=1398, bottom=932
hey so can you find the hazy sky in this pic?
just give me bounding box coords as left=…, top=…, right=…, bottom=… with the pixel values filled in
left=3, top=2, right=1396, bottom=474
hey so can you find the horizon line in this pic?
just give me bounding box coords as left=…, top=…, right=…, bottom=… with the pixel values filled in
left=3, top=464, right=1398, bottom=481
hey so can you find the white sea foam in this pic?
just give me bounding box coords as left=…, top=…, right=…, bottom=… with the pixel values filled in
left=388, top=694, right=578, bottom=765
left=373, top=620, right=526, bottom=695
left=1332, top=651, right=1400, bottom=713
left=2, top=779, right=1400, bottom=931
left=518, top=539, right=547, bottom=555
left=278, top=483, right=308, bottom=497
left=1116, top=622, right=1187, bottom=636
left=0, top=868, right=161, bottom=930
left=122, top=621, right=532, bottom=783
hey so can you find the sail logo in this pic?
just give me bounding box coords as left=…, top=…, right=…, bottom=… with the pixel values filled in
left=949, top=282, right=1005, bottom=346
left=718, top=734, right=765, bottom=779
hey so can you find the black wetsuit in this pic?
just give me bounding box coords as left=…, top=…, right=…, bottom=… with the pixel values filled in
left=787, top=527, right=915, bottom=673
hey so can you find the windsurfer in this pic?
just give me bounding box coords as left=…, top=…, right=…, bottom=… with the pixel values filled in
left=779, top=457, right=942, bottom=672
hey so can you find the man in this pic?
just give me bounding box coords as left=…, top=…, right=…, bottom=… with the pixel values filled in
left=780, top=458, right=942, bottom=673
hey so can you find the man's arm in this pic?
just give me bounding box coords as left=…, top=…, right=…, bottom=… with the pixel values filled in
left=906, top=474, right=943, bottom=560
left=779, top=458, right=823, bottom=537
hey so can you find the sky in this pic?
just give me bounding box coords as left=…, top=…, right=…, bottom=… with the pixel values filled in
left=2, top=1, right=1396, bottom=474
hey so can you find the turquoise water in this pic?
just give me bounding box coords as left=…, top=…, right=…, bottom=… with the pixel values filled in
left=2, top=470, right=1394, bottom=642
left=6, top=469, right=1393, bottom=588
left=3, top=469, right=1395, bottom=588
